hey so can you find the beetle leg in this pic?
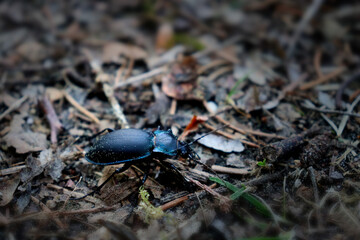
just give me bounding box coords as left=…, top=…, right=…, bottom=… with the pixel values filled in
left=141, top=172, right=148, bottom=185
left=71, top=163, right=131, bottom=200
left=160, top=161, right=188, bottom=183
left=132, top=164, right=150, bottom=185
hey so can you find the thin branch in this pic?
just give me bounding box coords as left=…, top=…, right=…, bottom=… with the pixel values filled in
left=114, top=66, right=167, bottom=89
left=302, top=105, right=360, bottom=118
left=63, top=91, right=100, bottom=124
left=0, top=95, right=28, bottom=121
left=286, top=0, right=325, bottom=58
left=39, top=95, right=63, bottom=144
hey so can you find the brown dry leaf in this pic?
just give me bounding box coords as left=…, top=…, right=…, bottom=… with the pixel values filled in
left=45, top=87, right=64, bottom=102
left=102, top=42, right=147, bottom=62
left=162, top=56, right=203, bottom=100
left=0, top=93, right=18, bottom=107
left=155, top=23, right=174, bottom=53
left=4, top=131, right=47, bottom=154
left=61, top=22, right=87, bottom=42
left=16, top=40, right=49, bottom=62
left=0, top=176, right=20, bottom=206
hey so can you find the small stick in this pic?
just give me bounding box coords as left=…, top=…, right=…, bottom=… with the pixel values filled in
left=31, top=196, right=65, bottom=229
left=46, top=183, right=99, bottom=204
left=300, top=66, right=346, bottom=90
left=286, top=0, right=324, bottom=58
left=302, top=105, right=360, bottom=118
left=0, top=165, right=26, bottom=176
left=114, top=66, right=166, bottom=89
left=123, top=57, right=135, bottom=80
left=197, top=59, right=230, bottom=75
left=102, top=82, right=129, bottom=129
left=0, top=95, right=28, bottom=121
left=207, top=66, right=233, bottom=82
left=114, top=61, right=127, bottom=85
left=160, top=183, right=217, bottom=211
left=314, top=48, right=323, bottom=78
left=202, top=122, right=260, bottom=148
left=335, top=71, right=360, bottom=108
left=169, top=99, right=177, bottom=115
left=160, top=195, right=189, bottom=211
left=203, top=100, right=285, bottom=140
left=39, top=96, right=63, bottom=144
left=187, top=177, right=231, bottom=209
left=211, top=165, right=252, bottom=175
left=63, top=91, right=100, bottom=124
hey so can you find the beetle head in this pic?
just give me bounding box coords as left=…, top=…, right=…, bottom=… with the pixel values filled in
left=178, top=141, right=200, bottom=161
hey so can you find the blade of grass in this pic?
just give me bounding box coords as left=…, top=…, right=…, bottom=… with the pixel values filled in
left=227, top=74, right=248, bottom=99
left=210, top=176, right=271, bottom=217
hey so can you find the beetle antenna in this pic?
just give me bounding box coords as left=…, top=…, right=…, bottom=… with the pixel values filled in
left=176, top=124, right=230, bottom=184
left=186, top=123, right=229, bottom=147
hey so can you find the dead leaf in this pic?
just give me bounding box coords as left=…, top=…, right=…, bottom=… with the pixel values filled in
left=179, top=115, right=208, bottom=141
left=16, top=40, right=49, bottom=62
left=156, top=23, right=174, bottom=53
left=196, top=134, right=245, bottom=153
left=162, top=56, right=203, bottom=100
left=4, top=131, right=48, bottom=154
left=45, top=88, right=64, bottom=102
left=0, top=176, right=20, bottom=206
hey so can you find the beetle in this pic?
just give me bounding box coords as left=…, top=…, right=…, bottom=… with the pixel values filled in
left=73, top=127, right=203, bottom=199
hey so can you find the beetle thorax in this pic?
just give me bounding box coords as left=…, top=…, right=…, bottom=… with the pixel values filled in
left=153, top=130, right=178, bottom=157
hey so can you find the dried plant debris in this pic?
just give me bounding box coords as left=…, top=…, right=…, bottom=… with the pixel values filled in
left=1, top=1, right=360, bottom=239
left=195, top=134, right=245, bottom=153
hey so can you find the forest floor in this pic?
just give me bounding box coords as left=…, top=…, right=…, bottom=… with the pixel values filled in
left=0, top=1, right=360, bottom=240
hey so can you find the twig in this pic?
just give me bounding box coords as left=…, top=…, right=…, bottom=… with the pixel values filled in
left=335, top=71, right=360, bottom=108
left=169, top=99, right=177, bottom=115
left=63, top=91, right=100, bottom=124
left=160, top=195, right=189, bottom=211
left=202, top=122, right=260, bottom=148
left=187, top=177, right=231, bottom=204
left=0, top=165, right=26, bottom=176
left=0, top=95, right=28, bottom=121
left=123, top=57, right=135, bottom=80
left=31, top=196, right=65, bottom=229
left=337, top=95, right=360, bottom=136
left=114, top=61, right=127, bottom=85
left=207, top=66, right=233, bottom=82
left=286, top=0, right=324, bottom=58
left=314, top=48, right=323, bottom=78
left=302, top=104, right=360, bottom=118
left=197, top=59, right=230, bottom=75
left=46, top=183, right=99, bottom=204
left=211, top=165, right=252, bottom=175
left=300, top=66, right=346, bottom=90
left=192, top=35, right=242, bottom=59
left=114, top=66, right=167, bottom=89
left=102, top=82, right=129, bottom=129
left=39, top=95, right=63, bottom=144
left=160, top=183, right=217, bottom=211
left=203, top=100, right=286, bottom=140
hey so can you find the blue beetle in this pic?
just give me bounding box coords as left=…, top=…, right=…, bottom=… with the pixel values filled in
left=85, top=128, right=199, bottom=165
left=74, top=128, right=200, bottom=199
